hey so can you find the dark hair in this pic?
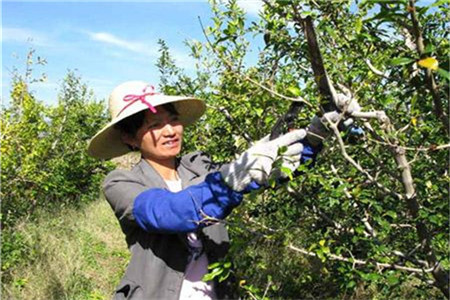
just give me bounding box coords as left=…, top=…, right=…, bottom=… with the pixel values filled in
left=114, top=103, right=179, bottom=138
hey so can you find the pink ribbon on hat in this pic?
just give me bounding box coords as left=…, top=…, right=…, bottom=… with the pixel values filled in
left=117, top=85, right=158, bottom=116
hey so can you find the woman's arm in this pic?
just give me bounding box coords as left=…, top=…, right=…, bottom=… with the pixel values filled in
left=103, top=169, right=259, bottom=234
left=104, top=133, right=322, bottom=235
left=133, top=172, right=260, bottom=233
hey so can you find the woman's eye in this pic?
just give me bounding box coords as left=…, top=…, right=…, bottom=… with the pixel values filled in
left=148, top=122, right=160, bottom=129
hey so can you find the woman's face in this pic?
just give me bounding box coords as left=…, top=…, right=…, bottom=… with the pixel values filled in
left=126, top=107, right=184, bottom=162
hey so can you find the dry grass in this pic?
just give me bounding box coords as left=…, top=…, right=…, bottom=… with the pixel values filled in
left=2, top=153, right=140, bottom=300
left=2, top=197, right=129, bottom=300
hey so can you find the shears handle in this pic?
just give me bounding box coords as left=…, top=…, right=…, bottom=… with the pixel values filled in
left=269, top=102, right=304, bottom=140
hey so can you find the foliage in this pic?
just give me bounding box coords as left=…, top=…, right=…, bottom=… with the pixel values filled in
left=2, top=196, right=129, bottom=300
left=157, top=0, right=449, bottom=298
left=1, top=57, right=114, bottom=283
left=2, top=0, right=448, bottom=298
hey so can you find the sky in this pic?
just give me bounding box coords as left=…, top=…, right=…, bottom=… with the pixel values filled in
left=2, top=0, right=263, bottom=105
left=1, top=0, right=439, bottom=106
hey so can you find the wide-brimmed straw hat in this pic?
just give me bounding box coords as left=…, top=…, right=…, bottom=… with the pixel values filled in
left=87, top=81, right=205, bottom=159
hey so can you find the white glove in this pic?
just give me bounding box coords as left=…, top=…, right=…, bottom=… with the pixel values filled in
left=335, top=93, right=361, bottom=114
left=220, top=129, right=307, bottom=192
left=307, top=94, right=361, bottom=146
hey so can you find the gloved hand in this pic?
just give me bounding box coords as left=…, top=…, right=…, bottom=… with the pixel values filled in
left=334, top=93, right=361, bottom=114
left=307, top=93, right=361, bottom=146
left=220, top=129, right=307, bottom=192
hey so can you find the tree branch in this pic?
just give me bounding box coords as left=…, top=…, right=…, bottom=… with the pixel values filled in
left=364, top=59, right=390, bottom=79
left=206, top=103, right=253, bottom=143
left=363, top=102, right=450, bottom=297
left=325, top=113, right=404, bottom=200
left=198, top=16, right=312, bottom=107
left=408, top=0, right=449, bottom=134
left=288, top=243, right=434, bottom=274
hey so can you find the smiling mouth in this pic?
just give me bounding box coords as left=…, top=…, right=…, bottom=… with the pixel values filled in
left=163, top=138, right=180, bottom=147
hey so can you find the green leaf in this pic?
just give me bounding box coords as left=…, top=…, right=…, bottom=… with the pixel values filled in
left=355, top=18, right=363, bottom=34
left=365, top=0, right=407, bottom=3
left=364, top=273, right=381, bottom=281
left=300, top=11, right=314, bottom=18
left=424, top=44, right=435, bottom=54
left=208, top=262, right=221, bottom=269
left=430, top=0, right=450, bottom=8
left=287, top=86, right=301, bottom=97
left=255, top=108, right=264, bottom=117
left=280, top=166, right=293, bottom=179
left=437, top=68, right=450, bottom=81
left=202, top=273, right=215, bottom=282
left=384, top=210, right=397, bottom=219
left=388, top=57, right=415, bottom=66
left=218, top=271, right=230, bottom=282
left=386, top=274, right=399, bottom=285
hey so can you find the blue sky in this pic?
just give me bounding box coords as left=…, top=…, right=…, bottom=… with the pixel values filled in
left=2, top=0, right=263, bottom=105
left=1, top=0, right=439, bottom=106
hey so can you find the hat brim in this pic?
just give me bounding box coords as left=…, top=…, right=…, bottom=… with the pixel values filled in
left=87, top=96, right=205, bottom=159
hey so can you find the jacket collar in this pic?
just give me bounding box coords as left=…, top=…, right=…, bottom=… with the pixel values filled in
left=136, top=158, right=169, bottom=189
left=136, top=157, right=190, bottom=189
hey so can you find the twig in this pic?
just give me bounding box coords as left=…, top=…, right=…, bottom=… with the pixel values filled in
left=262, top=279, right=272, bottom=299
left=330, top=164, right=352, bottom=199
left=51, top=114, right=67, bottom=151
left=350, top=110, right=389, bottom=122
left=198, top=16, right=313, bottom=107
left=244, top=216, right=279, bottom=234
left=288, top=244, right=434, bottom=274
left=391, top=223, right=414, bottom=229
left=206, top=104, right=253, bottom=143
left=365, top=59, right=390, bottom=79
left=311, top=204, right=345, bottom=231
left=393, top=250, right=429, bottom=268
left=246, top=290, right=259, bottom=300
left=367, top=137, right=450, bottom=152
left=362, top=210, right=377, bottom=238
left=325, top=113, right=404, bottom=200
left=329, top=165, right=375, bottom=237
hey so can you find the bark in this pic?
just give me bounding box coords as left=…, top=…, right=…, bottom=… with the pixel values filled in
left=393, top=145, right=449, bottom=298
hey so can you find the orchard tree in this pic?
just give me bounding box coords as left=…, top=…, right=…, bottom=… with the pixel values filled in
left=158, top=0, right=449, bottom=298
left=1, top=53, right=113, bottom=281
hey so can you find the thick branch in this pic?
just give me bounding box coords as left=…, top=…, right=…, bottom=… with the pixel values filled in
left=331, top=106, right=448, bottom=296
left=374, top=105, right=450, bottom=297
left=392, top=147, right=449, bottom=296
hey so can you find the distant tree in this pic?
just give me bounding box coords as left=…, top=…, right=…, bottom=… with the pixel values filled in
left=1, top=52, right=113, bottom=281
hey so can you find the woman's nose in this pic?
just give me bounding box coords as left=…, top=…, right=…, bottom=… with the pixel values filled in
left=162, top=123, right=175, bottom=135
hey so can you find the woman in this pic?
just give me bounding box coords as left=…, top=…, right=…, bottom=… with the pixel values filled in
left=88, top=81, right=326, bottom=299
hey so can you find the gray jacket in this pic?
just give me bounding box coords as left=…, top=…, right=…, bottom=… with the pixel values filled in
left=103, top=152, right=236, bottom=300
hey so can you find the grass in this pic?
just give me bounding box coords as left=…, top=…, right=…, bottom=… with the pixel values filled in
left=2, top=196, right=130, bottom=300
